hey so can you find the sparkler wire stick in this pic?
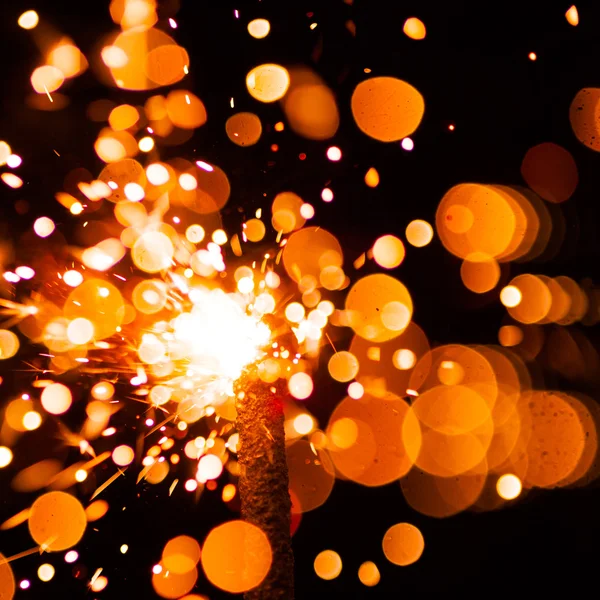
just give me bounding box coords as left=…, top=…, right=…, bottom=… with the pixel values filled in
left=236, top=376, right=294, bottom=599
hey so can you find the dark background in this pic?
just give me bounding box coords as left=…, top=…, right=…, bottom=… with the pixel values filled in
left=1, top=0, right=600, bottom=597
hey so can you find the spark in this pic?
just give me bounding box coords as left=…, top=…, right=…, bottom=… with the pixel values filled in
left=90, top=468, right=126, bottom=500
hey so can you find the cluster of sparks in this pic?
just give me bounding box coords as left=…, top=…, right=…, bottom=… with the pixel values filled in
left=0, top=1, right=597, bottom=597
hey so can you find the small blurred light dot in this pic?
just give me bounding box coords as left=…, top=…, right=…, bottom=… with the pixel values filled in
left=145, top=418, right=154, bottom=426
left=528, top=52, right=537, bottom=61
left=347, top=381, right=364, bottom=399
left=70, top=202, right=84, bottom=215
left=124, top=182, right=145, bottom=202
left=177, top=421, right=187, bottom=431
left=237, top=276, right=254, bottom=294
left=248, top=18, right=271, bottom=39
left=91, top=576, right=108, bottom=592
left=18, top=10, right=39, bottom=29
left=212, top=229, right=227, bottom=245
left=196, top=160, right=213, bottom=172
left=38, top=564, right=55, bottom=582
left=321, top=188, right=334, bottom=202
left=4, top=272, right=20, bottom=283
left=500, top=285, right=522, bottom=308
left=169, top=17, right=177, bottom=28
left=326, top=146, right=342, bottom=161
left=497, top=473, right=522, bottom=500
left=23, top=411, right=42, bottom=430
left=34, top=217, right=55, bottom=238
left=75, top=469, right=87, bottom=482
left=15, top=266, right=35, bottom=280
left=120, top=544, right=128, bottom=554
left=300, top=203, right=315, bottom=219
left=146, top=163, right=169, bottom=186
left=405, top=219, right=433, bottom=248
left=20, top=580, right=30, bottom=590
left=7, top=154, right=22, bottom=168
left=138, top=136, right=154, bottom=152
left=288, top=372, right=313, bottom=400
left=448, top=124, right=455, bottom=131
left=401, top=137, right=414, bottom=151
left=179, top=173, right=198, bottom=190
left=152, top=564, right=163, bottom=575
left=1, top=173, right=23, bottom=188
left=293, top=414, right=314, bottom=435
left=274, top=121, right=284, bottom=132
left=185, top=479, right=198, bottom=492
left=0, top=446, right=13, bottom=467
left=65, top=550, right=78, bottom=563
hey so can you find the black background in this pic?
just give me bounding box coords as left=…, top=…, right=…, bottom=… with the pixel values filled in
left=1, top=0, right=600, bottom=597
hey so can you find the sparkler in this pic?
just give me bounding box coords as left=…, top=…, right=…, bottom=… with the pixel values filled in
left=1, top=1, right=599, bottom=598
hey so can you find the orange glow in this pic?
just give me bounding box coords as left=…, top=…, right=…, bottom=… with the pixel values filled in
left=288, top=372, right=313, bottom=399
left=0, top=554, right=15, bottom=599
left=570, top=88, right=600, bottom=151
left=358, top=561, right=380, bottom=586
left=405, top=220, right=433, bottom=247
left=48, top=40, right=88, bottom=79
left=460, top=253, right=500, bottom=293
left=403, top=17, right=426, bottom=40
left=382, top=523, right=424, bottom=566
left=521, top=142, right=578, bottom=203
left=152, top=564, right=197, bottom=598
left=498, top=325, right=523, bottom=347
left=314, top=550, right=342, bottom=580
left=272, top=191, right=306, bottom=233
left=226, top=112, right=262, bottom=146
left=529, top=52, right=537, bottom=61
left=373, top=235, right=405, bottom=269
left=246, top=64, right=290, bottom=103
left=346, top=274, right=413, bottom=342
left=85, top=500, right=109, bottom=521
left=112, top=445, right=134, bottom=466
left=109, top=104, right=139, bottom=131
left=28, top=491, right=87, bottom=551
left=282, top=68, right=339, bottom=140
left=505, top=275, right=552, bottom=323
left=31, top=66, right=64, bottom=94
left=520, top=391, right=586, bottom=488
left=351, top=77, right=425, bottom=142
left=328, top=392, right=417, bottom=485
left=201, top=521, right=272, bottom=593
left=165, top=90, right=207, bottom=129
left=288, top=440, right=334, bottom=512
left=365, top=167, right=380, bottom=187
left=566, top=5, right=579, bottom=26
left=41, top=383, right=72, bottom=415
left=162, top=535, right=201, bottom=574
left=328, top=351, right=359, bottom=382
